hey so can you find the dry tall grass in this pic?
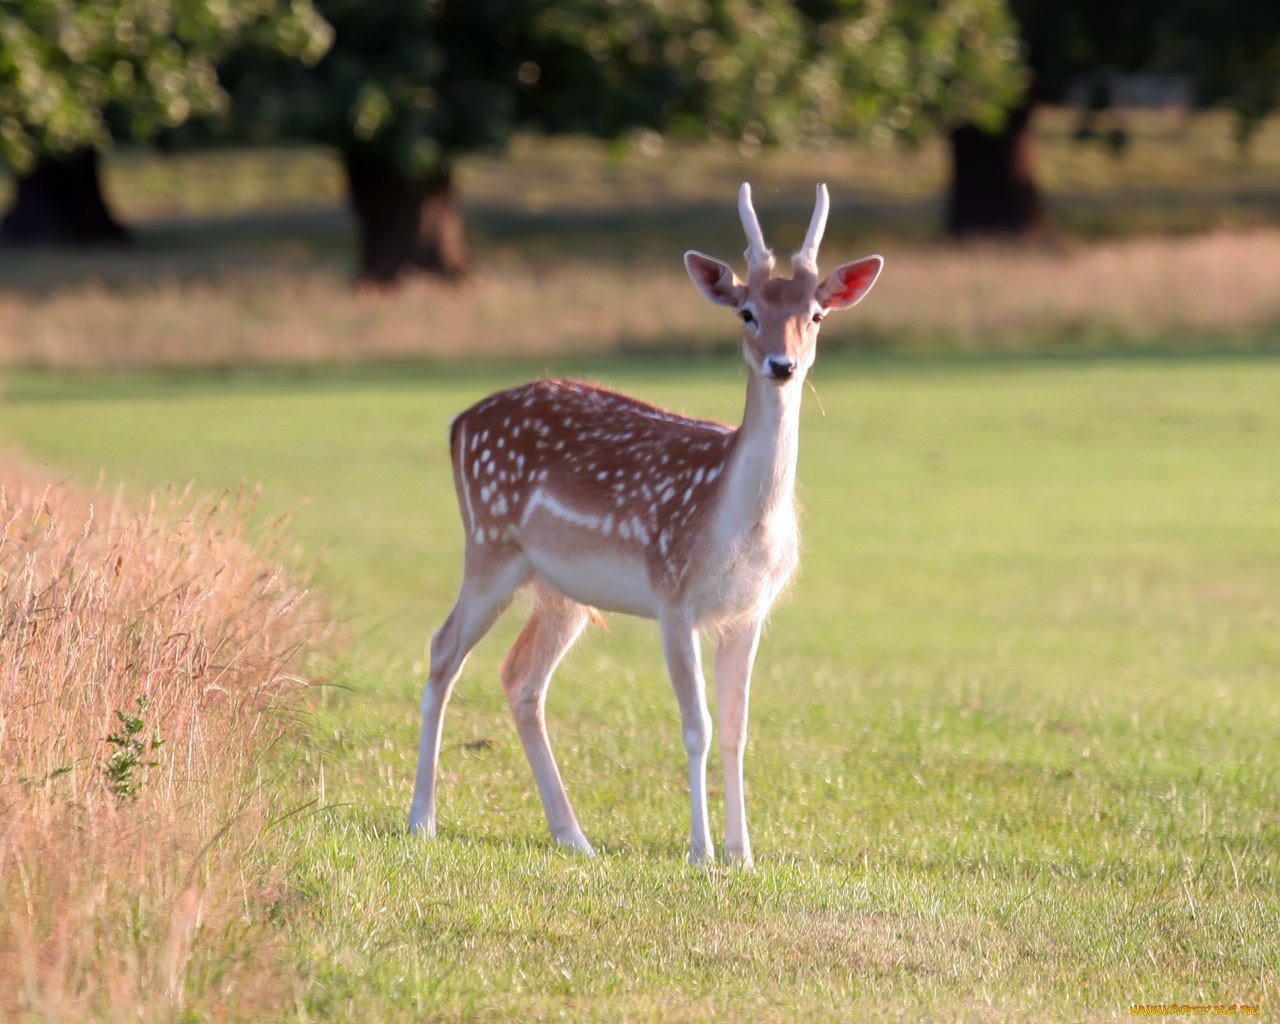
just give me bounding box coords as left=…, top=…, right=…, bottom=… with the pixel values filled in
left=0, top=460, right=320, bottom=1022
left=1, top=228, right=1278, bottom=370
left=857, top=228, right=1280, bottom=348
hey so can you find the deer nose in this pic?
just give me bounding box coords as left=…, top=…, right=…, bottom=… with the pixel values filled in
left=766, top=356, right=796, bottom=380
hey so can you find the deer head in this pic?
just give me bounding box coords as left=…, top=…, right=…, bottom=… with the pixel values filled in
left=684, top=183, right=883, bottom=383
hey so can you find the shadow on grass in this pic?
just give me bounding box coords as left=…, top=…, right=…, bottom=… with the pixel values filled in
left=0, top=207, right=354, bottom=296
left=0, top=192, right=937, bottom=301
left=4, top=181, right=1279, bottom=299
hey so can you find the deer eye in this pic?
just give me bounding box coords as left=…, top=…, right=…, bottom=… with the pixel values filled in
left=739, top=309, right=755, bottom=324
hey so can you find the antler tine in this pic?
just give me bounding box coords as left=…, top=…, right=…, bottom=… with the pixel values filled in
left=793, top=182, right=829, bottom=276
left=738, top=182, right=774, bottom=277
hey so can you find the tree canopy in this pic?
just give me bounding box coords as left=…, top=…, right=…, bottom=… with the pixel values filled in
left=0, top=0, right=331, bottom=172
left=798, top=0, right=1026, bottom=144
left=232, top=0, right=1028, bottom=178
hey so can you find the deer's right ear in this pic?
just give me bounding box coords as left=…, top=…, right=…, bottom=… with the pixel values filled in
left=684, top=251, right=746, bottom=308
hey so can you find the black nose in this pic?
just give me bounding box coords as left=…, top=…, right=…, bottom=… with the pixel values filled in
left=766, top=356, right=796, bottom=380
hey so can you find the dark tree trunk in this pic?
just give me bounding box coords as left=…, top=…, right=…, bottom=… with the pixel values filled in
left=945, top=102, right=1048, bottom=240
left=1, top=148, right=132, bottom=246
left=342, top=150, right=468, bottom=284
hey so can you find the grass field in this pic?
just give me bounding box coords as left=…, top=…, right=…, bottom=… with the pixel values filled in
left=2, top=350, right=1277, bottom=1020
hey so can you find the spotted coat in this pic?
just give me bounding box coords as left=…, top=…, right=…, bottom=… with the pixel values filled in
left=450, top=378, right=743, bottom=595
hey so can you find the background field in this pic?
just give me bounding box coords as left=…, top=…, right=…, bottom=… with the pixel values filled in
left=2, top=112, right=1280, bottom=370
left=2, top=350, right=1277, bottom=1020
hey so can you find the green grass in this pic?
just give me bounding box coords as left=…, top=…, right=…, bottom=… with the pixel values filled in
left=1, top=351, right=1278, bottom=1020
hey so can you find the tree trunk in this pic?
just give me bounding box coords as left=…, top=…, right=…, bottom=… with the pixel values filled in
left=1, top=148, right=132, bottom=246
left=945, top=102, right=1048, bottom=240
left=342, top=150, right=468, bottom=284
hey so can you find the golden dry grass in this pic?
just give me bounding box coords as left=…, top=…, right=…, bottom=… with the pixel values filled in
left=858, top=229, right=1280, bottom=347
left=1, top=227, right=1278, bottom=370
left=0, top=460, right=322, bottom=1022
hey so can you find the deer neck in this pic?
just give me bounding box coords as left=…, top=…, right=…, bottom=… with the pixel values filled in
left=719, top=371, right=802, bottom=536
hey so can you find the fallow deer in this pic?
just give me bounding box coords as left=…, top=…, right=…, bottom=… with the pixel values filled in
left=408, top=183, right=883, bottom=865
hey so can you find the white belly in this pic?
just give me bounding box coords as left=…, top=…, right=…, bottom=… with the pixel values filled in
left=524, top=544, right=660, bottom=619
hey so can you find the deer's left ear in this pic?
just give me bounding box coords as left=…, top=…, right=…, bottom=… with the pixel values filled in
left=816, top=255, right=883, bottom=311
left=684, top=250, right=747, bottom=308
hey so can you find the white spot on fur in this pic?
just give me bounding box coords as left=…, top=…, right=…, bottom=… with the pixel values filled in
left=458, top=422, right=477, bottom=538
left=521, top=488, right=602, bottom=531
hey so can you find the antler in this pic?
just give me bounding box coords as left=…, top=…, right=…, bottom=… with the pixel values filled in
left=793, top=182, right=829, bottom=277
left=738, top=182, right=774, bottom=282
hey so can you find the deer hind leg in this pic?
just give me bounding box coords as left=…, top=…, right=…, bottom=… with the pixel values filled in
left=408, top=550, right=531, bottom=836
left=501, top=583, right=595, bottom=855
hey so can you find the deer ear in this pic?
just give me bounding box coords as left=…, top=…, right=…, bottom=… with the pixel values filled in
left=816, top=255, right=883, bottom=311
left=684, top=250, right=746, bottom=308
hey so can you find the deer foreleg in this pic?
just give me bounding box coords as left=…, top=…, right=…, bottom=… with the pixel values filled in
left=715, top=617, right=762, bottom=867
left=661, top=611, right=714, bottom=865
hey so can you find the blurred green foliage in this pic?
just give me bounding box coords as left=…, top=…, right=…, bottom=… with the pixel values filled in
left=527, top=0, right=809, bottom=148
left=230, top=0, right=1028, bottom=178
left=798, top=0, right=1027, bottom=143
left=232, top=0, right=536, bottom=176
left=1, top=0, right=1275, bottom=183
left=0, top=0, right=331, bottom=172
